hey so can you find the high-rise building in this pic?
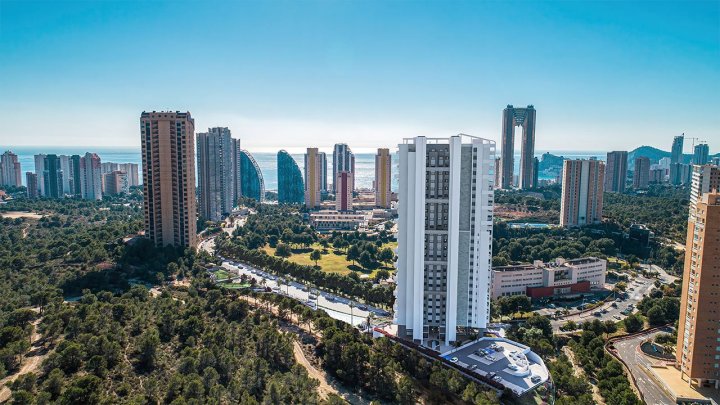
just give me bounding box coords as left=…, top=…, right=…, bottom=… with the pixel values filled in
left=42, top=154, right=63, bottom=198
left=140, top=111, right=197, bottom=248
left=277, top=150, right=304, bottom=204
left=231, top=139, right=242, bottom=206
left=689, top=165, right=720, bottom=212
left=34, top=154, right=46, bottom=196
left=332, top=144, right=354, bottom=192
left=671, top=134, right=684, bottom=164
left=670, top=163, right=692, bottom=185
left=633, top=157, right=650, bottom=190
left=676, top=192, right=720, bottom=387
left=26, top=172, right=38, bottom=198
left=118, top=163, right=140, bottom=187
left=0, top=151, right=22, bottom=187
left=80, top=152, right=102, bottom=200
left=395, top=135, right=495, bottom=345
left=494, top=157, right=501, bottom=190
left=197, top=127, right=234, bottom=221
left=560, top=159, right=605, bottom=227
left=375, top=148, right=392, bottom=208
left=712, top=157, right=720, bottom=166
left=500, top=105, right=536, bottom=189
left=104, top=171, right=129, bottom=195
left=693, top=143, right=710, bottom=165
left=58, top=155, right=73, bottom=194
left=604, top=151, right=628, bottom=193
left=335, top=171, right=353, bottom=211
left=69, top=155, right=81, bottom=196
left=319, top=152, right=328, bottom=193
left=304, top=148, right=323, bottom=209
left=650, top=168, right=666, bottom=184
left=533, top=157, right=539, bottom=189
left=239, top=150, right=264, bottom=202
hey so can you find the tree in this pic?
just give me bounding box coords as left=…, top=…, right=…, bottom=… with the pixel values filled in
left=137, top=327, right=160, bottom=370
left=358, top=251, right=374, bottom=270
left=275, top=243, right=292, bottom=258
left=379, top=248, right=395, bottom=265
left=346, top=245, right=360, bottom=266
left=310, top=250, right=322, bottom=267
left=623, top=314, right=644, bottom=333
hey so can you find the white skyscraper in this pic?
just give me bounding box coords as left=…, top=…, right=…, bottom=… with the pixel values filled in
left=80, top=152, right=103, bottom=200
left=394, top=135, right=495, bottom=345
left=197, top=127, right=235, bottom=221
left=689, top=164, right=720, bottom=214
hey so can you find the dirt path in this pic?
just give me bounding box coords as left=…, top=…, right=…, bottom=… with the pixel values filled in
left=0, top=318, right=49, bottom=402
left=563, top=346, right=605, bottom=405
left=292, top=341, right=336, bottom=400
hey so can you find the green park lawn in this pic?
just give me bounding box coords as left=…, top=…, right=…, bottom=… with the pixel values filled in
left=263, top=241, right=397, bottom=278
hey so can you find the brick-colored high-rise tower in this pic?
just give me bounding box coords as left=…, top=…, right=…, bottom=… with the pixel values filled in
left=141, top=111, right=197, bottom=248
left=676, top=192, right=720, bottom=387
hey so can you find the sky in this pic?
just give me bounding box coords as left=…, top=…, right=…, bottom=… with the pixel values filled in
left=0, top=0, right=718, bottom=153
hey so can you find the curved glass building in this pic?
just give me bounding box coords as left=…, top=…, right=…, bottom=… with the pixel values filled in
left=277, top=150, right=304, bottom=204
left=240, top=150, right=265, bottom=202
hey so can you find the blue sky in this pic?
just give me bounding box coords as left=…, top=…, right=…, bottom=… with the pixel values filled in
left=0, top=0, right=718, bottom=153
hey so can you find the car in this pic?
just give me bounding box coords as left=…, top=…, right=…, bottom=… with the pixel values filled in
left=486, top=372, right=496, bottom=379
left=601, top=308, right=609, bottom=314
left=450, top=357, right=458, bottom=363
left=531, top=375, right=542, bottom=383
left=613, top=315, right=621, bottom=320
left=470, top=364, right=478, bottom=370
left=593, top=311, right=602, bottom=317
left=492, top=375, right=503, bottom=382
left=611, top=302, right=618, bottom=307
left=508, top=364, right=518, bottom=371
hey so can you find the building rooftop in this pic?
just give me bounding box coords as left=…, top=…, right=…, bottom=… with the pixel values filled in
left=441, top=337, right=550, bottom=397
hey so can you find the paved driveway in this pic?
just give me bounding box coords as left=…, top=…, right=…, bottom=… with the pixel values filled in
left=610, top=327, right=675, bottom=405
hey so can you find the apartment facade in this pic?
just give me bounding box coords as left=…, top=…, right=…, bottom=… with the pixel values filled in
left=140, top=111, right=197, bottom=248
left=104, top=171, right=129, bottom=195
left=672, top=134, right=684, bottom=164
left=0, top=151, right=22, bottom=187
left=239, top=150, right=264, bottom=202
left=690, top=165, right=720, bottom=213
left=394, top=135, right=495, bottom=345
left=676, top=192, right=720, bottom=387
left=42, top=154, right=63, bottom=198
left=305, top=148, right=323, bottom=209
left=500, top=105, right=536, bottom=189
left=332, top=143, right=354, bottom=192
left=375, top=148, right=392, bottom=208
left=26, top=172, right=38, bottom=198
left=197, top=127, right=234, bottom=221
left=335, top=171, right=353, bottom=211
left=604, top=151, right=628, bottom=193
left=491, top=257, right=606, bottom=299
left=277, top=150, right=304, bottom=204
left=633, top=156, right=650, bottom=190
left=560, top=159, right=605, bottom=227
left=693, top=143, right=710, bottom=165
left=80, top=152, right=103, bottom=200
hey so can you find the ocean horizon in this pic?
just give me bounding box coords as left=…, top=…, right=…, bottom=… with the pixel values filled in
left=2, top=146, right=606, bottom=190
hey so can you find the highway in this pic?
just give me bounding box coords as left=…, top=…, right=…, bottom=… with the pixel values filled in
left=219, top=258, right=391, bottom=327
left=611, top=327, right=675, bottom=405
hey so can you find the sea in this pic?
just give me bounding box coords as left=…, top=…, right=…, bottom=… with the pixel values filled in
left=3, top=146, right=605, bottom=190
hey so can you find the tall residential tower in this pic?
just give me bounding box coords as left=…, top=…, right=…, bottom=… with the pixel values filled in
left=197, top=127, right=235, bottom=221
left=560, top=159, right=605, bottom=227
left=500, top=105, right=536, bottom=189
left=676, top=192, right=720, bottom=387
left=394, top=135, right=495, bottom=345
left=332, top=143, right=354, bottom=192
left=304, top=148, right=323, bottom=209
left=604, top=151, right=628, bottom=193
left=0, top=151, right=22, bottom=187
left=375, top=148, right=392, bottom=208
left=140, top=111, right=197, bottom=248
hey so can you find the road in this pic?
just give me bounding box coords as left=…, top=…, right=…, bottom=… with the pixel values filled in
left=611, top=327, right=675, bottom=405
left=551, top=275, right=656, bottom=331
left=640, top=264, right=679, bottom=285
left=220, top=259, right=391, bottom=327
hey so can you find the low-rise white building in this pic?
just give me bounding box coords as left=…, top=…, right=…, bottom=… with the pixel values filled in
left=309, top=210, right=369, bottom=231
left=491, top=257, right=606, bottom=299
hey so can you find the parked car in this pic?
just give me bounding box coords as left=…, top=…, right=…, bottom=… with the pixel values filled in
left=450, top=357, right=458, bottom=363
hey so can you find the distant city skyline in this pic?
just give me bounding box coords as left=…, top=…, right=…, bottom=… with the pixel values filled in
left=1, top=1, right=718, bottom=151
